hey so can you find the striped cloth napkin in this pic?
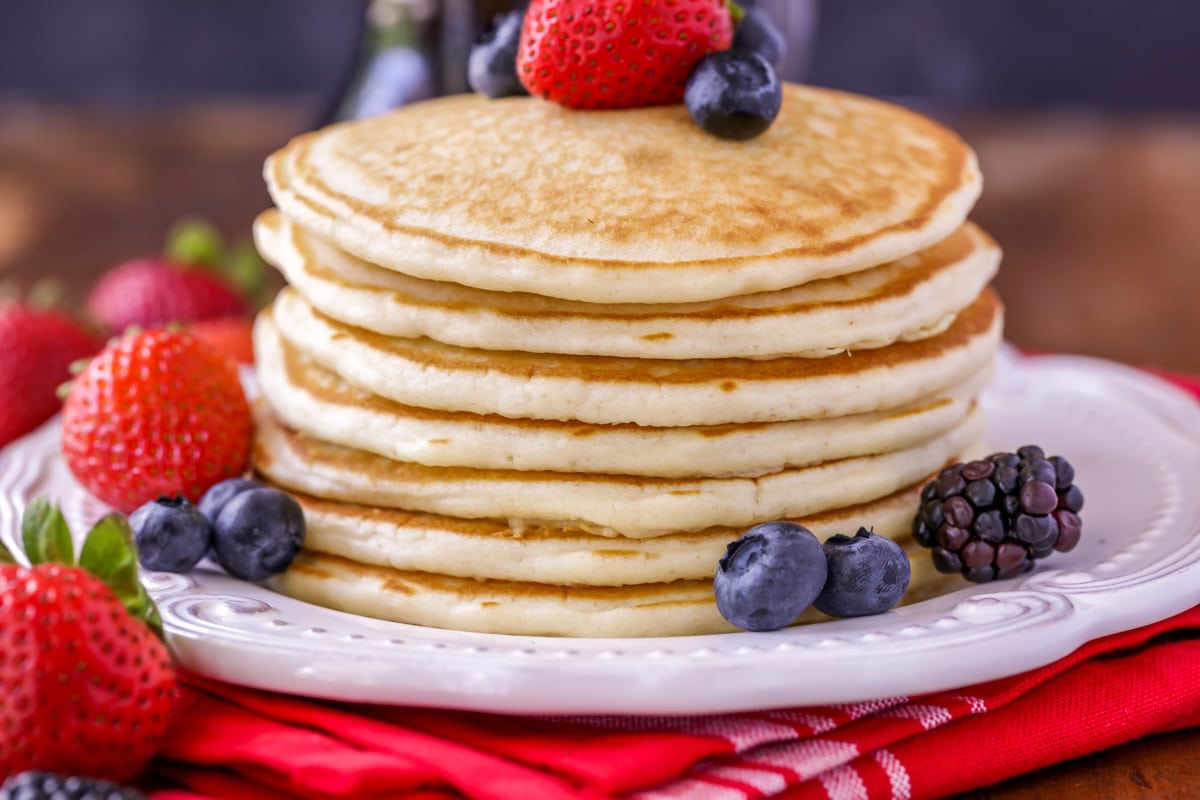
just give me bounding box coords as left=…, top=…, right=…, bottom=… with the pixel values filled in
left=146, top=369, right=1200, bottom=800
left=146, top=605, right=1200, bottom=800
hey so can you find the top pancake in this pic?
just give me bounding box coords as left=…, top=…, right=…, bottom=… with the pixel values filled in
left=265, top=84, right=981, bottom=304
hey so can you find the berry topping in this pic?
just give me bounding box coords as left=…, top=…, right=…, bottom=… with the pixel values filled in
left=913, top=448, right=1085, bottom=583
left=197, top=477, right=265, bottom=524
left=468, top=10, right=529, bottom=98
left=731, top=6, right=786, bottom=67
left=129, top=495, right=213, bottom=573
left=0, top=302, right=100, bottom=449
left=684, top=48, right=782, bottom=140
left=60, top=329, right=253, bottom=512
left=516, top=0, right=734, bottom=110
left=211, top=487, right=306, bottom=581
left=0, top=771, right=147, bottom=800
left=813, top=528, right=911, bottom=618
left=0, top=499, right=176, bottom=782
left=714, top=521, right=827, bottom=631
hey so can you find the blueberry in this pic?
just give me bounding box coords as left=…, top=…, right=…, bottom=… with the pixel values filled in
left=732, top=7, right=787, bottom=68
left=467, top=10, right=528, bottom=99
left=684, top=49, right=782, bottom=141
left=129, top=495, right=212, bottom=573
left=813, top=528, right=911, bottom=618
left=198, top=477, right=265, bottom=523
left=714, top=522, right=827, bottom=631
left=212, top=488, right=306, bottom=581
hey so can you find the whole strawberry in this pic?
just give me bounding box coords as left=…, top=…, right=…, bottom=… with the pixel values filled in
left=0, top=499, right=176, bottom=782
left=517, top=0, right=734, bottom=109
left=84, top=257, right=246, bottom=333
left=61, top=329, right=253, bottom=512
left=0, top=303, right=99, bottom=448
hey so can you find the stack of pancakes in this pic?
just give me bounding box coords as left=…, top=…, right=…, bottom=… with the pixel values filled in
left=252, top=84, right=1003, bottom=637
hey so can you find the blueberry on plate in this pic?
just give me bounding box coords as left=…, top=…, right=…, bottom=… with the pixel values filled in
left=128, top=495, right=212, bottom=573
left=198, top=477, right=265, bottom=523
left=814, top=528, right=911, bottom=618
left=212, top=487, right=306, bottom=582
left=685, top=49, right=782, bottom=141
left=714, top=521, right=828, bottom=631
left=733, top=6, right=787, bottom=68
left=468, top=10, right=529, bottom=98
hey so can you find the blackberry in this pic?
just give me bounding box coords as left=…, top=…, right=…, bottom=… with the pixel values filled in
left=0, top=771, right=146, bottom=800
left=912, top=447, right=1084, bottom=582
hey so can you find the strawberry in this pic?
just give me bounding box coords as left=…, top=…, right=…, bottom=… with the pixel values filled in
left=84, top=257, right=247, bottom=333
left=517, top=0, right=735, bottom=109
left=61, top=330, right=253, bottom=513
left=185, top=317, right=255, bottom=365
left=0, top=498, right=177, bottom=782
left=0, top=303, right=99, bottom=448
left=83, top=219, right=270, bottom=334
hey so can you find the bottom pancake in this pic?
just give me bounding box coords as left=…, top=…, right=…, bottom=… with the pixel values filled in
left=291, top=483, right=927, bottom=586
left=271, top=536, right=961, bottom=638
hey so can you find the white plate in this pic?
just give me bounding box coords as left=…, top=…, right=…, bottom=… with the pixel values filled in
left=3, top=350, right=1200, bottom=715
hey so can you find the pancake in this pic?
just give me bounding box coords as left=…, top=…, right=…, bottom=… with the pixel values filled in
left=257, top=209, right=1000, bottom=360
left=264, top=85, right=981, bottom=304
left=270, top=287, right=1003, bottom=427
left=286, top=483, right=924, bottom=586
left=257, top=311, right=991, bottom=477
left=271, top=535, right=960, bottom=637
left=253, top=406, right=985, bottom=538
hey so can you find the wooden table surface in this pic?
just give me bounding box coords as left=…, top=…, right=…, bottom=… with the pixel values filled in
left=1, top=101, right=1198, bottom=798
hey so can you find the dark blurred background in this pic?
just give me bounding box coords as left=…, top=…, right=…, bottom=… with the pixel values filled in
left=4, top=0, right=1200, bottom=110
left=1, top=0, right=1199, bottom=371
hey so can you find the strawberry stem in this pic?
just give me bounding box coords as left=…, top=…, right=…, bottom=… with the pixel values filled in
left=167, top=218, right=226, bottom=268
left=726, top=0, right=745, bottom=27
left=165, top=217, right=269, bottom=308
left=27, top=278, right=66, bottom=310
left=225, top=238, right=270, bottom=306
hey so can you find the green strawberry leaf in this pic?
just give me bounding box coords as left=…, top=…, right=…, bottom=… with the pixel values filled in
left=79, top=512, right=141, bottom=599
left=133, top=584, right=164, bottom=639
left=21, top=497, right=76, bottom=566
left=0, top=538, right=17, bottom=564
left=79, top=512, right=165, bottom=637
left=167, top=218, right=226, bottom=268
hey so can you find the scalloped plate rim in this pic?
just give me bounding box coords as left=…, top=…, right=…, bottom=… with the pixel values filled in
left=2, top=350, right=1199, bottom=714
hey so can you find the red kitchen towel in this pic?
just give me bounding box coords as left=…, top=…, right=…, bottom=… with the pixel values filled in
left=146, top=367, right=1200, bottom=800
left=148, top=606, right=1200, bottom=800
